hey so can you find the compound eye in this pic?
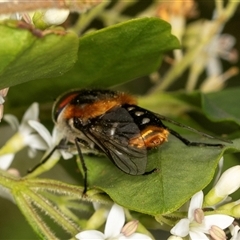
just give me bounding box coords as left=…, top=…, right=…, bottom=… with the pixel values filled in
left=53, top=104, right=64, bottom=123
left=52, top=91, right=80, bottom=123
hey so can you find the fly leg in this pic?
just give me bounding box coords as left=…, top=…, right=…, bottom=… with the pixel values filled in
left=27, top=138, right=68, bottom=173
left=168, top=128, right=225, bottom=147
left=75, top=137, right=88, bottom=195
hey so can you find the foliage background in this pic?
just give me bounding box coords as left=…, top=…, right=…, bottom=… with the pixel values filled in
left=0, top=0, right=240, bottom=239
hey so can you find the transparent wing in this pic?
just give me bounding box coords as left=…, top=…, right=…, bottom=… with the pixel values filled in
left=84, top=107, right=147, bottom=175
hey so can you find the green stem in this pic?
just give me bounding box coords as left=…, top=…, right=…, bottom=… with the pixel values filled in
left=0, top=169, right=18, bottom=188
left=155, top=43, right=203, bottom=91
left=154, top=1, right=239, bottom=92
left=13, top=182, right=80, bottom=236
left=72, top=1, right=109, bottom=34
left=26, top=155, right=60, bottom=178
left=14, top=193, right=58, bottom=239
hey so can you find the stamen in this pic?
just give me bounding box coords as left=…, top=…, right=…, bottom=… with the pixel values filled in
left=121, top=220, right=139, bottom=237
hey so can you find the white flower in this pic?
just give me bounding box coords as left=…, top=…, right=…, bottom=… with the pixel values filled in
left=230, top=225, right=240, bottom=240
left=25, top=120, right=73, bottom=177
left=199, top=18, right=238, bottom=92
left=0, top=103, right=46, bottom=170
left=0, top=95, right=4, bottom=104
left=43, top=8, right=70, bottom=25
left=28, top=120, right=73, bottom=160
left=0, top=154, right=14, bottom=170
left=76, top=204, right=152, bottom=240
left=0, top=88, right=9, bottom=122
left=170, top=191, right=234, bottom=240
left=204, top=166, right=240, bottom=206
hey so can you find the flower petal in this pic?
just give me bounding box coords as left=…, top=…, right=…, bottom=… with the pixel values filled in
left=215, top=166, right=240, bottom=196
left=28, top=147, right=37, bottom=158
left=104, top=204, right=125, bottom=238
left=230, top=225, right=240, bottom=240
left=0, top=153, right=14, bottom=170
left=19, top=103, right=39, bottom=134
left=51, top=126, right=62, bottom=144
left=28, top=120, right=52, bottom=146
left=24, top=134, right=48, bottom=150
left=60, top=150, right=73, bottom=160
left=206, top=56, right=222, bottom=77
left=0, top=95, right=4, bottom=104
left=119, top=233, right=152, bottom=239
left=212, top=157, right=224, bottom=186
left=75, top=230, right=105, bottom=239
left=22, top=102, right=39, bottom=122
left=43, top=8, right=70, bottom=25
left=3, top=114, right=19, bottom=130
left=170, top=218, right=190, bottom=237
left=188, top=191, right=203, bottom=220
left=189, top=230, right=209, bottom=240
left=201, top=214, right=234, bottom=232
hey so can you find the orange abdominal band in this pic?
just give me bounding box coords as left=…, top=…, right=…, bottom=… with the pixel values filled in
left=129, top=126, right=169, bottom=149
left=64, top=92, right=137, bottom=120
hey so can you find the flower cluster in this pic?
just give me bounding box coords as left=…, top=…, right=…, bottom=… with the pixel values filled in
left=169, top=191, right=233, bottom=240
left=1, top=105, right=240, bottom=239
left=76, top=204, right=152, bottom=240
left=0, top=103, right=72, bottom=175
left=168, top=164, right=240, bottom=240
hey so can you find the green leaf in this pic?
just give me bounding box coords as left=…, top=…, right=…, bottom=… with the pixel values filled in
left=202, top=88, right=240, bottom=126
left=6, top=17, right=180, bottom=108
left=86, top=137, right=240, bottom=216
left=64, top=17, right=180, bottom=88
left=0, top=20, right=79, bottom=89
left=139, top=91, right=202, bottom=116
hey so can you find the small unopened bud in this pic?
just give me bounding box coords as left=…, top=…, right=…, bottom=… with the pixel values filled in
left=194, top=208, right=204, bottom=224
left=121, top=220, right=138, bottom=237
left=205, top=166, right=240, bottom=206
left=231, top=204, right=240, bottom=218
left=33, top=8, right=70, bottom=29
left=43, top=9, right=70, bottom=25
left=209, top=225, right=226, bottom=240
left=218, top=199, right=240, bottom=211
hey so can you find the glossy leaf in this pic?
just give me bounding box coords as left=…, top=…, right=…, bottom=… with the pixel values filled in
left=64, top=17, right=180, bottom=88
left=6, top=17, right=180, bottom=108
left=86, top=136, right=240, bottom=216
left=202, top=88, right=240, bottom=126
left=0, top=21, right=79, bottom=89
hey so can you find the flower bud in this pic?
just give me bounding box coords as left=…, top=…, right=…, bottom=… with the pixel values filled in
left=204, top=166, right=240, bottom=206
left=33, top=9, right=70, bottom=29
left=43, top=9, right=70, bottom=25
left=231, top=204, right=240, bottom=218
left=218, top=199, right=240, bottom=211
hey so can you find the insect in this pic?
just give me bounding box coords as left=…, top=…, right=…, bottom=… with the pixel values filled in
left=30, top=89, right=230, bottom=193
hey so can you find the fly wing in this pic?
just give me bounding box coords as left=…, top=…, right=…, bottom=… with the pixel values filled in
left=84, top=107, right=147, bottom=175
